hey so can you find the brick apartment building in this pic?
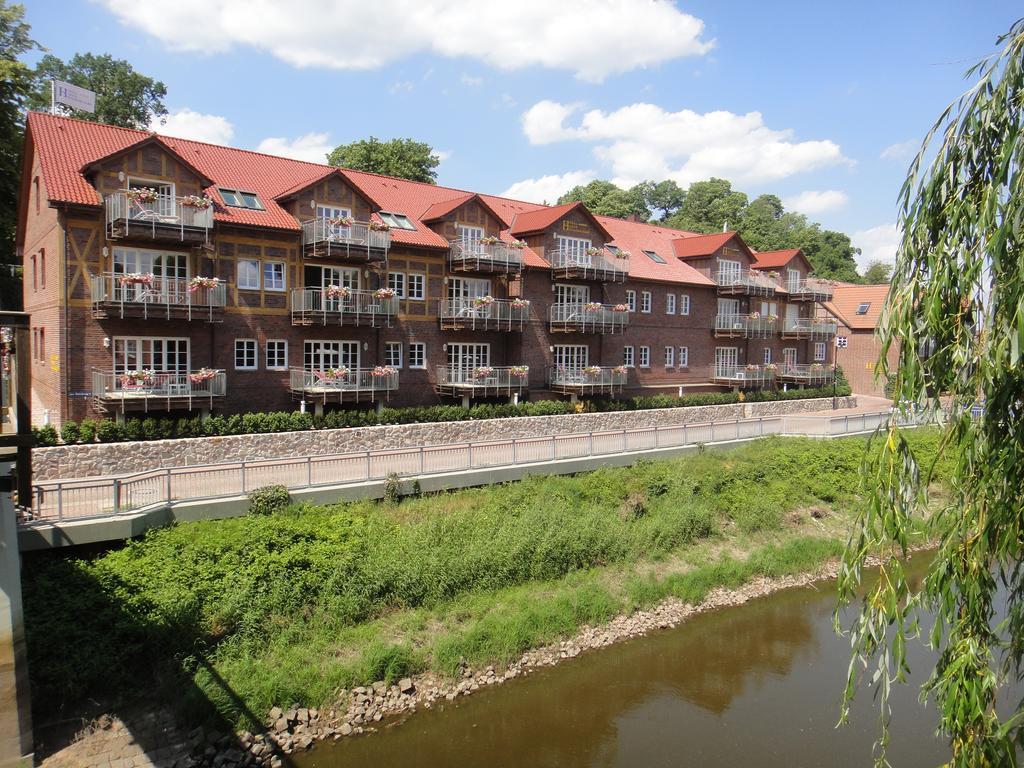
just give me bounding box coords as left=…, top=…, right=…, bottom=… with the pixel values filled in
left=824, top=283, right=895, bottom=397
left=17, top=113, right=837, bottom=426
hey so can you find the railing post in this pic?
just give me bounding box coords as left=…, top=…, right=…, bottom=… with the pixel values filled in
left=56, top=482, right=63, bottom=522
left=166, top=468, right=172, bottom=503
left=589, top=431, right=594, bottom=455
left=468, top=442, right=474, bottom=469
left=419, top=446, right=425, bottom=475
left=240, top=460, right=247, bottom=494
left=113, top=479, right=121, bottom=515
left=683, top=424, right=688, bottom=445
left=365, top=450, right=371, bottom=480
left=655, top=427, right=661, bottom=448
left=307, top=456, right=313, bottom=487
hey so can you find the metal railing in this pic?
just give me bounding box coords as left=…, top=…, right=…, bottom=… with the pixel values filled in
left=777, top=364, right=834, bottom=386
left=547, top=365, right=627, bottom=394
left=439, top=297, right=529, bottom=331
left=290, top=288, right=398, bottom=327
left=787, top=278, right=834, bottom=302
left=300, top=219, right=390, bottom=260
left=90, top=273, right=226, bottom=321
left=104, top=191, right=213, bottom=242
left=781, top=317, right=838, bottom=338
left=436, top=366, right=531, bottom=397
left=549, top=302, right=629, bottom=334
left=92, top=369, right=226, bottom=411
left=448, top=239, right=524, bottom=273
left=714, top=313, right=777, bottom=338
left=711, top=364, right=777, bottom=387
left=548, top=247, right=629, bottom=283
left=714, top=268, right=777, bottom=296
left=24, top=409, right=921, bottom=525
left=289, top=366, right=398, bottom=403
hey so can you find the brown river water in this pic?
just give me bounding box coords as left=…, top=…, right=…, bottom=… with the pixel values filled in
left=293, top=558, right=1009, bottom=767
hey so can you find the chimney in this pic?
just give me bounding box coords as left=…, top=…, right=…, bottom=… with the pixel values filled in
left=626, top=213, right=641, bottom=223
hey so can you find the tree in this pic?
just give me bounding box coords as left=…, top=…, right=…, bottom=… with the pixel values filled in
left=665, top=178, right=748, bottom=234
left=557, top=180, right=648, bottom=219
left=0, top=1, right=38, bottom=309
left=29, top=53, right=166, bottom=129
left=837, top=19, right=1024, bottom=766
left=637, top=179, right=686, bottom=220
left=326, top=137, right=440, bottom=183
left=861, top=260, right=892, bottom=284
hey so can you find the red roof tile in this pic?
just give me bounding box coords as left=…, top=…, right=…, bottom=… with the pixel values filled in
left=419, top=192, right=510, bottom=228
left=751, top=248, right=803, bottom=269
left=672, top=231, right=743, bottom=259
left=596, top=216, right=713, bottom=286
left=509, top=201, right=613, bottom=241
left=824, top=283, right=890, bottom=330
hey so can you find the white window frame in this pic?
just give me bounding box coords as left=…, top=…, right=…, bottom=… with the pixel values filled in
left=639, top=346, right=650, bottom=368
left=388, top=272, right=406, bottom=299
left=456, top=224, right=484, bottom=252
left=814, top=342, right=827, bottom=362
left=555, top=235, right=592, bottom=266
left=623, top=345, right=635, bottom=368
left=408, top=342, right=426, bottom=369
left=763, top=347, right=772, bottom=364
left=303, top=340, right=360, bottom=371
left=666, top=294, right=676, bottom=315
left=407, top=272, right=425, bottom=301
left=783, top=347, right=797, bottom=368
left=263, top=261, right=286, bottom=292
left=625, top=290, right=636, bottom=312
left=385, top=341, right=403, bottom=369
left=664, top=346, right=675, bottom=367
left=234, top=339, right=257, bottom=370
left=266, top=340, right=288, bottom=370
left=640, top=291, right=652, bottom=313
left=113, top=337, right=189, bottom=374
left=553, top=344, right=589, bottom=370
left=237, top=259, right=260, bottom=290
left=680, top=294, right=691, bottom=316
left=678, top=346, right=689, bottom=367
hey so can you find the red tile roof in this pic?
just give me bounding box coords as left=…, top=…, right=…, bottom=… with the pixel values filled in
left=671, top=231, right=742, bottom=259
left=595, top=216, right=713, bottom=285
left=824, top=283, right=890, bottom=330
left=419, top=192, right=510, bottom=228
left=509, top=201, right=613, bottom=241
left=751, top=248, right=802, bottom=269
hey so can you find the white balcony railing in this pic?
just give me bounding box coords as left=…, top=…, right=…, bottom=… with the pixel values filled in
left=549, top=302, right=629, bottom=334
left=714, top=313, right=777, bottom=337
left=448, top=239, right=524, bottom=273
left=777, top=364, right=834, bottom=386
left=547, top=365, right=627, bottom=394
left=290, top=288, right=398, bottom=327
left=436, top=366, right=531, bottom=396
left=300, top=219, right=390, bottom=260
left=714, top=268, right=777, bottom=296
left=782, top=317, right=838, bottom=338
left=439, top=297, right=529, bottom=331
left=90, top=273, right=226, bottom=321
left=786, top=278, right=834, bottom=301
left=104, top=191, right=213, bottom=242
left=712, top=364, right=776, bottom=387
left=92, top=369, right=226, bottom=410
left=549, top=247, right=629, bottom=283
left=289, top=367, right=398, bottom=402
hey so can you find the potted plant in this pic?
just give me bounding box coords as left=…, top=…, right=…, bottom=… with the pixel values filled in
left=374, top=287, right=396, bottom=299
left=612, top=365, right=628, bottom=376
left=509, top=365, right=529, bottom=378
left=481, top=235, right=502, bottom=246
left=585, top=246, right=603, bottom=257
left=509, top=239, right=527, bottom=249
left=748, top=311, right=761, bottom=320
left=368, top=220, right=391, bottom=232
left=119, top=370, right=155, bottom=387
left=180, top=195, right=213, bottom=209
left=764, top=363, right=779, bottom=373
left=582, top=365, right=602, bottom=377
left=510, top=298, right=530, bottom=309
left=125, top=187, right=158, bottom=204
left=371, top=365, right=397, bottom=377
left=322, top=367, right=350, bottom=381
left=324, top=285, right=351, bottom=300
left=472, top=295, right=495, bottom=308
left=118, top=272, right=154, bottom=287
left=584, top=301, right=603, bottom=313
left=612, top=303, right=629, bottom=312
left=188, top=276, right=220, bottom=292
left=472, top=365, right=494, bottom=380
left=615, top=249, right=631, bottom=260
left=328, top=215, right=354, bottom=228
left=188, top=368, right=218, bottom=384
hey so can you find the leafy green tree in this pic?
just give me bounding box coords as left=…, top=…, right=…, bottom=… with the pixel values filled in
left=637, top=179, right=686, bottom=220
left=29, top=53, right=167, bottom=129
left=665, top=178, right=748, bottom=234
left=861, top=260, right=892, bottom=284
left=796, top=227, right=861, bottom=282
left=326, top=137, right=440, bottom=183
left=557, top=179, right=649, bottom=219
left=838, top=19, right=1024, bottom=766
left=739, top=194, right=787, bottom=251
left=0, top=1, right=37, bottom=309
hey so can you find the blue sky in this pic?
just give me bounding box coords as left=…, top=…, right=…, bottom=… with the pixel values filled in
left=23, top=1, right=1021, bottom=266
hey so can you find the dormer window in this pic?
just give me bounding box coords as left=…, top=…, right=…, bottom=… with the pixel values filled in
left=378, top=211, right=415, bottom=230
left=220, top=189, right=264, bottom=210
left=643, top=249, right=666, bottom=264
left=856, top=301, right=871, bottom=315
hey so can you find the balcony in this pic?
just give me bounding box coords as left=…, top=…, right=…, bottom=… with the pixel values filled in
left=781, top=317, right=838, bottom=339
left=290, top=287, right=398, bottom=328
left=289, top=367, right=398, bottom=404
left=777, top=363, right=834, bottom=387
left=104, top=191, right=213, bottom=244
left=715, top=268, right=777, bottom=297
left=92, top=369, right=226, bottom=413
left=713, top=313, right=777, bottom=339
left=301, top=219, right=390, bottom=262
left=547, top=365, right=627, bottom=396
left=549, top=247, right=629, bottom=283
left=549, top=302, right=629, bottom=335
left=436, top=366, right=530, bottom=399
left=786, top=278, right=834, bottom=302
left=90, top=273, right=226, bottom=322
left=439, top=297, right=529, bottom=332
left=712, top=364, right=776, bottom=389
left=448, top=239, right=524, bottom=274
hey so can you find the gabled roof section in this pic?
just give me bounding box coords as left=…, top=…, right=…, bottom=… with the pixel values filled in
left=420, top=193, right=510, bottom=228
left=824, top=283, right=890, bottom=330
left=272, top=166, right=384, bottom=212
left=509, top=201, right=613, bottom=241
left=81, top=133, right=214, bottom=188
left=597, top=216, right=714, bottom=287
left=672, top=231, right=751, bottom=260
left=751, top=248, right=811, bottom=271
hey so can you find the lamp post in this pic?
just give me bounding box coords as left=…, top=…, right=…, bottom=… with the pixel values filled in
left=834, top=333, right=848, bottom=409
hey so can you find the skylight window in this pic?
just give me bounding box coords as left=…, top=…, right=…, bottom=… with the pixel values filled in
left=856, top=301, right=871, bottom=315
left=378, top=212, right=416, bottom=230
left=219, top=189, right=264, bottom=210
left=643, top=249, right=666, bottom=264
left=606, top=245, right=620, bottom=255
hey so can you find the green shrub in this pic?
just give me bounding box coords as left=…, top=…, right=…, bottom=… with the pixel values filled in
left=32, top=424, right=58, bottom=447
left=247, top=484, right=291, bottom=515
left=95, top=420, right=125, bottom=443
left=60, top=421, right=81, bottom=444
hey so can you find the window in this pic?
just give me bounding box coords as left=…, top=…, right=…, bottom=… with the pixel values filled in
left=385, top=341, right=403, bottom=369
left=623, top=345, right=635, bottom=368
left=448, top=343, right=489, bottom=370
left=553, top=345, right=588, bottom=370
left=407, top=273, right=425, bottom=300
left=114, top=337, right=188, bottom=374
left=237, top=259, right=260, bottom=290
left=388, top=272, right=406, bottom=299
left=263, top=262, right=286, bottom=292
left=456, top=225, right=484, bottom=250
left=606, top=244, right=621, bottom=256
left=30, top=254, right=36, bottom=292
left=678, top=346, right=689, bottom=367
left=235, top=339, right=257, bottom=370
left=643, top=249, right=666, bottom=264
left=763, top=347, right=772, bottom=364
left=555, top=283, right=589, bottom=305
left=783, top=348, right=797, bottom=368
left=664, top=346, right=675, bottom=367
left=40, top=249, right=45, bottom=289
left=555, top=236, right=592, bottom=264
left=666, top=294, right=676, bottom=315
left=220, top=189, right=264, bottom=210
left=814, top=342, right=827, bottom=362
left=625, top=290, right=636, bottom=312
left=408, top=342, right=426, bottom=369
left=33, top=176, right=40, bottom=214
left=266, top=340, right=287, bottom=370
left=856, top=302, right=871, bottom=315
left=639, top=346, right=650, bottom=368
left=640, top=291, right=652, bottom=313
left=305, top=340, right=359, bottom=371
left=378, top=211, right=416, bottom=230
left=36, top=328, right=45, bottom=362
left=680, top=294, right=691, bottom=316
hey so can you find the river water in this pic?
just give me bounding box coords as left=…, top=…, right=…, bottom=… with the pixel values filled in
left=294, top=559, right=996, bottom=767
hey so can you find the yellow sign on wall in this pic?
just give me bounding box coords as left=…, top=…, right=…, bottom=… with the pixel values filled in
left=561, top=219, right=590, bottom=234
left=50, top=354, right=60, bottom=373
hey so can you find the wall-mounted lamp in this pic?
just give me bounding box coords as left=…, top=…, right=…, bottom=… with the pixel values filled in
left=442, top=344, right=448, bottom=352
left=548, top=346, right=554, bottom=353
left=442, top=277, right=448, bottom=285
left=102, top=247, right=109, bottom=258
left=363, top=342, right=368, bottom=351
left=103, top=337, right=111, bottom=348
left=117, top=171, right=125, bottom=182
left=310, top=200, right=316, bottom=209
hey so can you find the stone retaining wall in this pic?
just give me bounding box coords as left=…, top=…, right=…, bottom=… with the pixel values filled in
left=33, top=396, right=857, bottom=481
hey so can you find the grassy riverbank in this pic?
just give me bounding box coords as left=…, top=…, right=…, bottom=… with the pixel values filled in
left=22, top=432, right=946, bottom=730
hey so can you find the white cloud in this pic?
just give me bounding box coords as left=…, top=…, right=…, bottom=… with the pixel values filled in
left=880, top=140, right=916, bottom=161
left=98, top=0, right=712, bottom=82
left=852, top=223, right=899, bottom=270
left=783, top=190, right=848, bottom=215
left=435, top=149, right=453, bottom=163
left=521, top=100, right=852, bottom=187
left=388, top=80, right=414, bottom=94
left=150, top=108, right=234, bottom=145
left=501, top=170, right=595, bottom=204
left=256, top=133, right=334, bottom=163
left=460, top=73, right=483, bottom=86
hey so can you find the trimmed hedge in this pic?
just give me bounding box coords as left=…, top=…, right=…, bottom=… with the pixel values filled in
left=30, top=381, right=851, bottom=447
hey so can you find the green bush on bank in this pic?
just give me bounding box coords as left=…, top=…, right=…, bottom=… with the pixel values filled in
left=30, top=380, right=852, bottom=447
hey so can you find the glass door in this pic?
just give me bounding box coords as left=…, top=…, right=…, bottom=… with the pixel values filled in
left=715, top=346, right=738, bottom=377
left=717, top=259, right=741, bottom=285
left=127, top=178, right=175, bottom=218
left=456, top=224, right=484, bottom=254
left=113, top=248, right=188, bottom=302
left=304, top=340, right=359, bottom=372
left=317, top=204, right=352, bottom=241
left=553, top=345, right=588, bottom=370
left=449, top=277, right=492, bottom=318
left=447, top=343, right=490, bottom=383
left=783, top=347, right=798, bottom=371
left=555, top=235, right=592, bottom=266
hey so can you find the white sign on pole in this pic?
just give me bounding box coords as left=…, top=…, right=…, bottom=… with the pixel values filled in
left=836, top=335, right=849, bottom=349
left=52, top=80, right=96, bottom=113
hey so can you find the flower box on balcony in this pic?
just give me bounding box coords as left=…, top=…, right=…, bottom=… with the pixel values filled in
left=368, top=220, right=391, bottom=232
left=472, top=295, right=495, bottom=308
left=584, top=302, right=604, bottom=313
left=372, top=365, right=397, bottom=377
left=509, top=365, right=530, bottom=378
left=510, top=298, right=530, bottom=309
left=118, top=273, right=154, bottom=287
left=180, top=195, right=213, bottom=209
left=188, top=276, right=220, bottom=292
left=472, top=366, right=495, bottom=380
left=582, top=365, right=602, bottom=377
left=324, top=285, right=351, bottom=300
left=188, top=368, right=218, bottom=384
left=125, top=187, right=158, bottom=204
left=480, top=236, right=502, bottom=246
left=374, top=287, right=396, bottom=299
